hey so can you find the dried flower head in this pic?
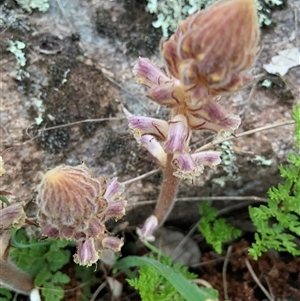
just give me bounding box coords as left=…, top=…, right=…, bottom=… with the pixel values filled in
left=37, top=164, right=126, bottom=266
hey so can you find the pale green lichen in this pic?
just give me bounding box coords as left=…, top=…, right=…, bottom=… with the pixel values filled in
left=212, top=141, right=240, bottom=187
left=0, top=7, right=17, bottom=28
left=147, top=0, right=285, bottom=37
left=147, top=0, right=216, bottom=37
left=33, top=98, right=46, bottom=125
left=7, top=40, right=27, bottom=67
left=251, top=155, right=273, bottom=166
left=15, top=0, right=50, bottom=13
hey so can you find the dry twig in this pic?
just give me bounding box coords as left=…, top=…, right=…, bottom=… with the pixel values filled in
left=245, top=258, right=275, bottom=301
left=222, top=245, right=232, bottom=300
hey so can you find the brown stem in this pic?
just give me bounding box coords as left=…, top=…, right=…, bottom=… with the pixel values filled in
left=0, top=259, right=34, bottom=295
left=154, top=153, right=180, bottom=226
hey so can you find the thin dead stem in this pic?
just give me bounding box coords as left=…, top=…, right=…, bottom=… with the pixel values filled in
left=90, top=281, right=107, bottom=301
left=222, top=245, right=232, bottom=300
left=122, top=169, right=160, bottom=185
left=3, top=117, right=124, bottom=147
left=35, top=117, right=124, bottom=132
left=195, top=119, right=295, bottom=152
left=245, top=258, right=275, bottom=301
left=171, top=221, right=200, bottom=262
left=191, top=278, right=214, bottom=288
left=127, top=195, right=267, bottom=208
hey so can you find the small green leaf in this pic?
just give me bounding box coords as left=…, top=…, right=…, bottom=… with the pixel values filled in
left=35, top=266, right=52, bottom=286
left=52, top=271, right=71, bottom=284
left=0, top=288, right=12, bottom=300
left=0, top=196, right=10, bottom=205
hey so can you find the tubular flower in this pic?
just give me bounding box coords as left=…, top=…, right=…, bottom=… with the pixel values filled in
left=164, top=114, right=190, bottom=154
left=186, top=100, right=241, bottom=137
left=128, top=116, right=169, bottom=141
left=0, top=202, right=27, bottom=230
left=136, top=215, right=158, bottom=242
left=172, top=151, right=221, bottom=180
left=132, top=56, right=241, bottom=138
left=36, top=164, right=126, bottom=266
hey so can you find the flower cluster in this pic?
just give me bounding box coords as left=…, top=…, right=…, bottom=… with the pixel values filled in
left=128, top=0, right=260, bottom=241
left=36, top=164, right=126, bottom=266
left=129, top=0, right=259, bottom=181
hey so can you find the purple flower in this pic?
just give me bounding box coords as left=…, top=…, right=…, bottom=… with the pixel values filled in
left=136, top=215, right=158, bottom=242
left=187, top=99, right=241, bottom=137
left=37, top=164, right=126, bottom=266
left=164, top=115, right=190, bottom=153
left=133, top=57, right=170, bottom=88
left=74, top=238, right=99, bottom=267
left=172, top=151, right=221, bottom=180
left=128, top=116, right=169, bottom=141
left=139, top=135, right=167, bottom=166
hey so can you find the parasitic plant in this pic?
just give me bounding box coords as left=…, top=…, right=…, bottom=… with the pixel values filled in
left=128, top=0, right=260, bottom=241
left=36, top=164, right=126, bottom=266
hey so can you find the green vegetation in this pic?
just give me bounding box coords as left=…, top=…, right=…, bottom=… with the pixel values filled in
left=116, top=254, right=218, bottom=301
left=249, top=104, right=300, bottom=259
left=15, top=0, right=50, bottom=13
left=198, top=201, right=242, bottom=254
left=9, top=228, right=71, bottom=301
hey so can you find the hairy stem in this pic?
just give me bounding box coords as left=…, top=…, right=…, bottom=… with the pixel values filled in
left=154, top=153, right=180, bottom=226
left=0, top=259, right=34, bottom=295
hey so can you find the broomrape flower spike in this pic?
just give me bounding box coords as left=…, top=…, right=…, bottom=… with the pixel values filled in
left=129, top=0, right=260, bottom=241
left=36, top=164, right=126, bottom=266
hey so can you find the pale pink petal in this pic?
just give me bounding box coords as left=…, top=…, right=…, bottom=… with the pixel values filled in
left=128, top=116, right=169, bottom=141
left=104, top=178, right=124, bottom=202
left=192, top=151, right=222, bottom=169
left=102, top=236, right=124, bottom=252
left=140, top=135, right=167, bottom=166
left=60, top=226, right=74, bottom=239
left=147, top=82, right=185, bottom=108
left=105, top=200, right=126, bottom=221
left=43, top=224, right=59, bottom=239
left=74, top=238, right=99, bottom=267
left=172, top=153, right=203, bottom=180
left=187, top=100, right=241, bottom=136
left=136, top=215, right=158, bottom=242
left=0, top=202, right=26, bottom=229
left=133, top=57, right=170, bottom=88
left=164, top=115, right=190, bottom=153
left=88, top=218, right=106, bottom=237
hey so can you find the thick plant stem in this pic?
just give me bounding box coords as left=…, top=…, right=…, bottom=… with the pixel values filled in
left=154, top=153, right=180, bottom=226
left=0, top=259, right=34, bottom=294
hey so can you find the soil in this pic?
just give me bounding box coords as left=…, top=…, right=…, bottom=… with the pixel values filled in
left=0, top=0, right=299, bottom=300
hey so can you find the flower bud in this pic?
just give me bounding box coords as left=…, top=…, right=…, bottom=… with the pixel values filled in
left=136, top=215, right=158, bottom=242
left=162, top=0, right=260, bottom=103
